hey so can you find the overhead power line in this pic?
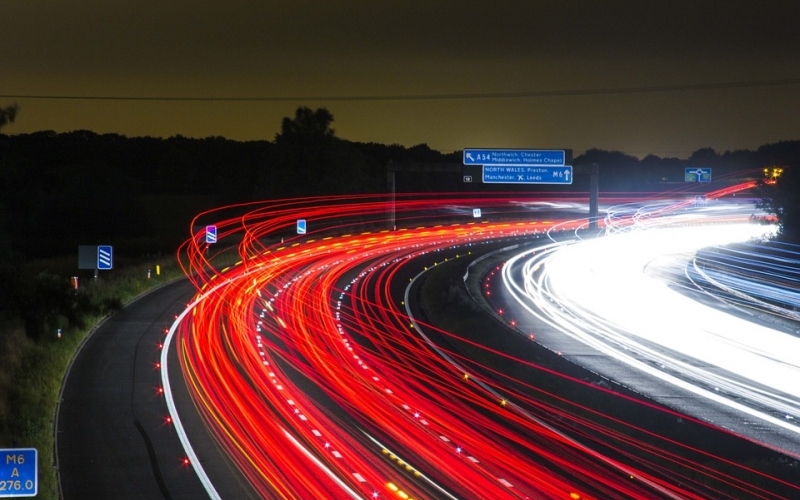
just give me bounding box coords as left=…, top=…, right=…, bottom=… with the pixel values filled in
left=2, top=78, right=799, bottom=103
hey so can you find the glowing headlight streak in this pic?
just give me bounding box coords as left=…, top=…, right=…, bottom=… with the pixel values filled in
left=689, top=238, right=800, bottom=322
left=503, top=219, right=800, bottom=439
left=166, top=189, right=797, bottom=499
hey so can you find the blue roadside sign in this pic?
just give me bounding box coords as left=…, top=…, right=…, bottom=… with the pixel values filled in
left=464, top=149, right=566, bottom=166
left=482, top=165, right=573, bottom=184
left=297, top=219, right=307, bottom=235
left=685, top=167, right=712, bottom=182
left=205, top=225, right=217, bottom=244
left=0, top=448, right=37, bottom=497
left=97, top=245, right=113, bottom=270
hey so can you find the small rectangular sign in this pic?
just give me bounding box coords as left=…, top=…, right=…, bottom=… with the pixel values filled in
left=205, top=225, right=217, bottom=244
left=685, top=167, right=712, bottom=182
left=297, top=219, right=307, bottom=235
left=482, top=165, right=573, bottom=184
left=78, top=246, right=97, bottom=270
left=695, top=195, right=707, bottom=208
left=0, top=448, right=37, bottom=497
left=464, top=149, right=566, bottom=166
left=97, top=245, right=113, bottom=270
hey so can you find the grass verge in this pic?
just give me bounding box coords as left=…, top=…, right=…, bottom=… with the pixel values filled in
left=0, top=256, right=187, bottom=499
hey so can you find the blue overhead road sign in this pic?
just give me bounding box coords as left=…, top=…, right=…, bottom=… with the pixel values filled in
left=464, top=149, right=565, bottom=166
left=685, top=167, right=712, bottom=182
left=97, top=245, right=113, bottom=270
left=0, top=448, right=37, bottom=497
left=483, top=165, right=573, bottom=185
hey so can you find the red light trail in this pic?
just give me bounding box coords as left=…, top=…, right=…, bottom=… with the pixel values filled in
left=161, top=190, right=796, bottom=499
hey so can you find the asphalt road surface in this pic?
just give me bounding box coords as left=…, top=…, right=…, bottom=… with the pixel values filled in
left=56, top=279, right=255, bottom=500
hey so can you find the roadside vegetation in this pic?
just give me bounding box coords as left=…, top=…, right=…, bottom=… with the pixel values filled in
left=757, top=163, right=800, bottom=242
left=0, top=257, right=184, bottom=499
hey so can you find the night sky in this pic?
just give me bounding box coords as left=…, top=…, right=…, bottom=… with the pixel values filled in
left=2, top=1, right=799, bottom=157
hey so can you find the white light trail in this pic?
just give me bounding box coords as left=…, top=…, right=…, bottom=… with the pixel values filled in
left=503, top=220, right=800, bottom=440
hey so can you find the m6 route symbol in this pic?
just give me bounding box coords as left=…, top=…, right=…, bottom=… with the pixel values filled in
left=0, top=448, right=37, bottom=498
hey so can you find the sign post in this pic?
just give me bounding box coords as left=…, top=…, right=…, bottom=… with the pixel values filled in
left=0, top=448, right=37, bottom=497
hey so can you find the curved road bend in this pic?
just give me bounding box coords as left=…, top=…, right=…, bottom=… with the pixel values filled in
left=56, top=279, right=256, bottom=499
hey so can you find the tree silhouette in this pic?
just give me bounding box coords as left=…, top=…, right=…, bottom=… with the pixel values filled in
left=276, top=107, right=335, bottom=145
left=758, top=164, right=800, bottom=242
left=264, top=107, right=380, bottom=197
left=688, top=147, right=720, bottom=164
left=0, top=104, right=19, bottom=130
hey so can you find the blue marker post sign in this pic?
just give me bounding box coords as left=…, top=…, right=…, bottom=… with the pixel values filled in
left=97, top=245, right=113, bottom=270
left=483, top=165, right=573, bottom=185
left=0, top=448, right=37, bottom=497
left=205, top=225, right=217, bottom=244
left=464, top=149, right=566, bottom=166
left=297, top=219, right=307, bottom=235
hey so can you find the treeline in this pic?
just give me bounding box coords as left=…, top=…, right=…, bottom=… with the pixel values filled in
left=0, top=108, right=463, bottom=259
left=574, top=145, right=800, bottom=239
left=2, top=107, right=799, bottom=261
left=574, top=143, right=800, bottom=190
left=0, top=107, right=466, bottom=340
left=0, top=106, right=799, bottom=339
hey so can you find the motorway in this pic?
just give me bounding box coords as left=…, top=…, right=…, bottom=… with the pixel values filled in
left=58, top=190, right=800, bottom=499
left=169, top=202, right=638, bottom=499
left=56, top=279, right=257, bottom=499
left=495, top=199, right=800, bottom=457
